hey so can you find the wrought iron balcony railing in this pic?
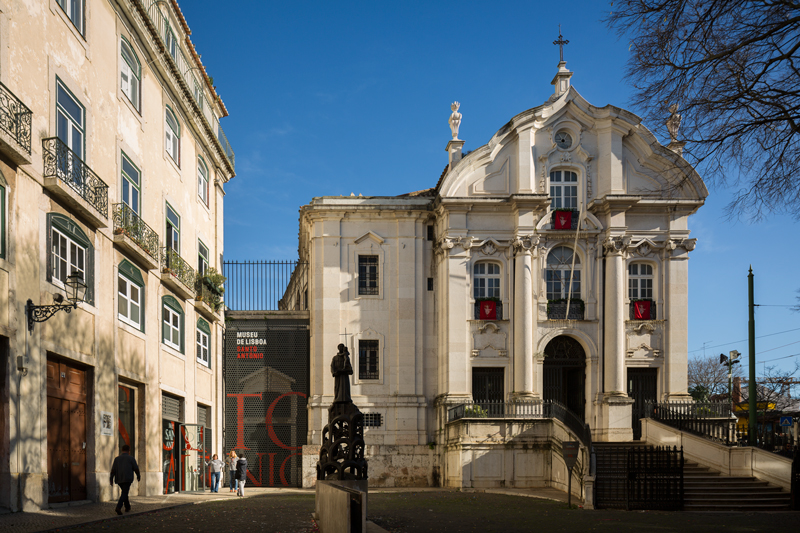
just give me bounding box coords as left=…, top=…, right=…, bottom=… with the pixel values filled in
left=161, top=247, right=196, bottom=290
left=547, top=300, right=585, bottom=320
left=629, top=300, right=657, bottom=320
left=195, top=276, right=223, bottom=312
left=113, top=203, right=160, bottom=261
left=138, top=0, right=235, bottom=170
left=42, top=137, right=109, bottom=219
left=0, top=82, right=32, bottom=154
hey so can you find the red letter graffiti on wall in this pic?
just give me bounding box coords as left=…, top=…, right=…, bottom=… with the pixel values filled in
left=266, top=392, right=308, bottom=451
left=226, top=393, right=262, bottom=450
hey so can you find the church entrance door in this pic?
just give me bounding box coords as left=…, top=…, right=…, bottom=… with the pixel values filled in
left=628, top=368, right=657, bottom=440
left=543, top=336, right=586, bottom=421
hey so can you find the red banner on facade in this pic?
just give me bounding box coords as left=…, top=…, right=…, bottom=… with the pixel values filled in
left=554, top=210, right=572, bottom=229
left=634, top=300, right=651, bottom=320
left=479, top=300, right=497, bottom=320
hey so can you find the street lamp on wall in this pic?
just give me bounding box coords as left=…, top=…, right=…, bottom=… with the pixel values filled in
left=26, top=271, right=88, bottom=332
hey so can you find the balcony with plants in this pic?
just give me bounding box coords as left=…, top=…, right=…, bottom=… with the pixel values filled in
left=42, top=137, right=109, bottom=228
left=160, top=247, right=195, bottom=300
left=112, top=203, right=160, bottom=270
left=0, top=81, right=32, bottom=165
left=194, top=267, right=225, bottom=320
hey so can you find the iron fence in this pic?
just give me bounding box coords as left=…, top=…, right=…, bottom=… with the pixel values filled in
left=195, top=277, right=223, bottom=312
left=447, top=400, right=592, bottom=448
left=647, top=401, right=737, bottom=445
left=161, top=247, right=196, bottom=290
left=137, top=0, right=234, bottom=170
left=42, top=137, right=109, bottom=219
left=217, top=125, right=235, bottom=169
left=223, top=260, right=306, bottom=311
left=0, top=81, right=32, bottom=154
left=547, top=300, right=584, bottom=320
left=594, top=445, right=683, bottom=511
left=112, top=203, right=160, bottom=261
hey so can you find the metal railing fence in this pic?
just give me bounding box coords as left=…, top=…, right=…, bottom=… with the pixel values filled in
left=646, top=401, right=736, bottom=445
left=0, top=81, right=32, bottom=154
left=42, top=137, right=109, bottom=219
left=112, top=203, right=160, bottom=261
left=161, top=247, right=196, bottom=290
left=223, top=260, right=306, bottom=311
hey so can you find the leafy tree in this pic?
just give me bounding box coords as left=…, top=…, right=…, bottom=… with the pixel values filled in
left=606, top=1, right=800, bottom=219
left=688, top=353, right=743, bottom=399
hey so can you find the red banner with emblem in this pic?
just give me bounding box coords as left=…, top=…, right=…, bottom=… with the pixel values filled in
left=633, top=300, right=651, bottom=320
left=554, top=210, right=572, bottom=230
left=479, top=300, right=497, bottom=320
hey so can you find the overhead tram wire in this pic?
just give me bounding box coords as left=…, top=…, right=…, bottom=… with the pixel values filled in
left=687, top=327, right=800, bottom=355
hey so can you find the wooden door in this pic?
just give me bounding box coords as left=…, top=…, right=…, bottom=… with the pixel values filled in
left=46, top=358, right=88, bottom=502
left=628, top=368, right=658, bottom=440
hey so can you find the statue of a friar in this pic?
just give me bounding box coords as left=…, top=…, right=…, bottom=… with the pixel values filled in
left=331, top=343, right=353, bottom=403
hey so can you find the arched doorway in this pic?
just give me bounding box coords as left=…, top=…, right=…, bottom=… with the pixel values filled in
left=543, top=336, right=586, bottom=421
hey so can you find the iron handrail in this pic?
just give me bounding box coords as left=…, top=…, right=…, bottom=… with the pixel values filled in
left=112, top=203, right=160, bottom=261
left=217, top=124, right=235, bottom=169
left=137, top=0, right=235, bottom=170
left=646, top=401, right=736, bottom=445
left=161, top=247, right=196, bottom=290
left=0, top=81, right=32, bottom=154
left=42, top=137, right=109, bottom=219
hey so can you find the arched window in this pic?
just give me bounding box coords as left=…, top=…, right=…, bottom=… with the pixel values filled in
left=162, top=295, right=184, bottom=353
left=473, top=262, right=501, bottom=299
left=120, top=38, right=141, bottom=112
left=165, top=106, right=180, bottom=165
left=197, top=156, right=209, bottom=205
left=549, top=170, right=578, bottom=210
left=546, top=246, right=580, bottom=300
left=47, top=213, right=95, bottom=305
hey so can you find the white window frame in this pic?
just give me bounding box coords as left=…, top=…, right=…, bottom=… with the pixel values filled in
left=197, top=157, right=209, bottom=205
left=628, top=263, right=654, bottom=300
left=56, top=0, right=84, bottom=35
left=120, top=38, right=141, bottom=112
left=546, top=246, right=581, bottom=300
left=473, top=262, right=501, bottom=300
left=162, top=304, right=181, bottom=351
left=165, top=107, right=180, bottom=165
left=118, top=272, right=142, bottom=330
left=549, top=170, right=578, bottom=210
left=51, top=227, right=86, bottom=290
left=196, top=327, right=210, bottom=366
left=56, top=79, right=85, bottom=160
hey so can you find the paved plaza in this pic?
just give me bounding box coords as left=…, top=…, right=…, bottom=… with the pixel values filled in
left=0, top=488, right=797, bottom=533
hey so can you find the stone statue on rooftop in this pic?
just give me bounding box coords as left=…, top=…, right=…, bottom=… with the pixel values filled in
left=666, top=104, right=682, bottom=143
left=449, top=101, right=462, bottom=140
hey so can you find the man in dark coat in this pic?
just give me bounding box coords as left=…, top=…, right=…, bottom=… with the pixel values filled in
left=235, top=455, right=248, bottom=496
left=110, top=444, right=141, bottom=515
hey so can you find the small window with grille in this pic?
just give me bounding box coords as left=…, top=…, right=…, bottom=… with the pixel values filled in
left=358, top=255, right=379, bottom=295
left=359, top=339, right=379, bottom=380
left=363, top=413, right=382, bottom=427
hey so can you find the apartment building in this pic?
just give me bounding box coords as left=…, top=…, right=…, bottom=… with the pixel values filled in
left=0, top=0, right=234, bottom=511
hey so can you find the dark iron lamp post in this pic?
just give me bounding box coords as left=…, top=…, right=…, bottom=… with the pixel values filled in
left=26, top=272, right=87, bottom=332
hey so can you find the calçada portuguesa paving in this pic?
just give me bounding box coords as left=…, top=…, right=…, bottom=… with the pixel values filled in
left=0, top=488, right=797, bottom=533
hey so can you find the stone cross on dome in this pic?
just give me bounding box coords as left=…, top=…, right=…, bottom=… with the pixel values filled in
left=550, top=25, right=573, bottom=99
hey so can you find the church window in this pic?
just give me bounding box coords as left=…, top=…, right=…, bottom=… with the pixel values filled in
left=628, top=263, right=653, bottom=299
left=549, top=170, right=578, bottom=210
left=358, top=255, right=379, bottom=295
left=358, top=340, right=379, bottom=380
left=473, top=262, right=501, bottom=299
left=546, top=246, right=580, bottom=300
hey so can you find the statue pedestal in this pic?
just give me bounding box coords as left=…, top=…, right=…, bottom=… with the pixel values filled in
left=317, top=401, right=368, bottom=481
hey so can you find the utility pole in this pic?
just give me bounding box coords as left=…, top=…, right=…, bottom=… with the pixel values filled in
left=720, top=350, right=740, bottom=408
left=748, top=267, right=757, bottom=446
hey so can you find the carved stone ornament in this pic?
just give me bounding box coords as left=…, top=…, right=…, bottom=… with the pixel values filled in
left=512, top=234, right=540, bottom=252
left=667, top=238, right=697, bottom=253
left=482, top=241, right=497, bottom=255
left=603, top=236, right=631, bottom=255
left=538, top=155, right=548, bottom=193
left=459, top=236, right=475, bottom=250
left=438, top=237, right=456, bottom=252
left=560, top=151, right=572, bottom=163
left=449, top=101, right=462, bottom=140
left=626, top=343, right=661, bottom=358
left=631, top=322, right=656, bottom=334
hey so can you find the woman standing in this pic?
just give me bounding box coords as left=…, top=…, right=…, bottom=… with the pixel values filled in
left=235, top=455, right=248, bottom=497
left=228, top=451, right=238, bottom=492
left=206, top=454, right=225, bottom=492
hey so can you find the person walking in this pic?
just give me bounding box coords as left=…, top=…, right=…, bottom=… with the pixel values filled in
left=206, top=454, right=225, bottom=492
left=228, top=451, right=238, bottom=492
left=110, top=444, right=140, bottom=515
left=235, top=454, right=248, bottom=497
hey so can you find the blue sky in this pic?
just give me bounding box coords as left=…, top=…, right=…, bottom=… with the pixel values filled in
left=183, top=1, right=800, bottom=376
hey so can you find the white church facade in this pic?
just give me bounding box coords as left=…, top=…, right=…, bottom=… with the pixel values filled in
left=291, top=61, right=707, bottom=490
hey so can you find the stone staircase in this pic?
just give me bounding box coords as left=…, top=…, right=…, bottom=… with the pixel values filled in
left=683, top=460, right=791, bottom=511
left=593, top=442, right=792, bottom=511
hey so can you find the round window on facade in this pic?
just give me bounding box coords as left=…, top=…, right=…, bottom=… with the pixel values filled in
left=554, top=131, right=573, bottom=149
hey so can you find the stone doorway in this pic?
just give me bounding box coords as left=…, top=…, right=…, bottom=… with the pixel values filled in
left=543, top=336, right=586, bottom=421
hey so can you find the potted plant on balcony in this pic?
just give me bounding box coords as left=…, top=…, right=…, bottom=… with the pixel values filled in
left=464, top=405, right=488, bottom=418
left=196, top=268, right=226, bottom=311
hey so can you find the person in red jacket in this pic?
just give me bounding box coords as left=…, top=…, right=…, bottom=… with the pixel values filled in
left=110, top=445, right=141, bottom=515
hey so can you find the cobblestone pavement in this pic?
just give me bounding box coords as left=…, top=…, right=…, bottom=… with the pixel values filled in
left=2, top=489, right=796, bottom=533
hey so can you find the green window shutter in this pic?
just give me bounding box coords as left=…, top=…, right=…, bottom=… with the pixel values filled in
left=119, top=259, right=145, bottom=332
left=197, top=317, right=211, bottom=336
left=162, top=295, right=185, bottom=354
left=46, top=213, right=95, bottom=305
